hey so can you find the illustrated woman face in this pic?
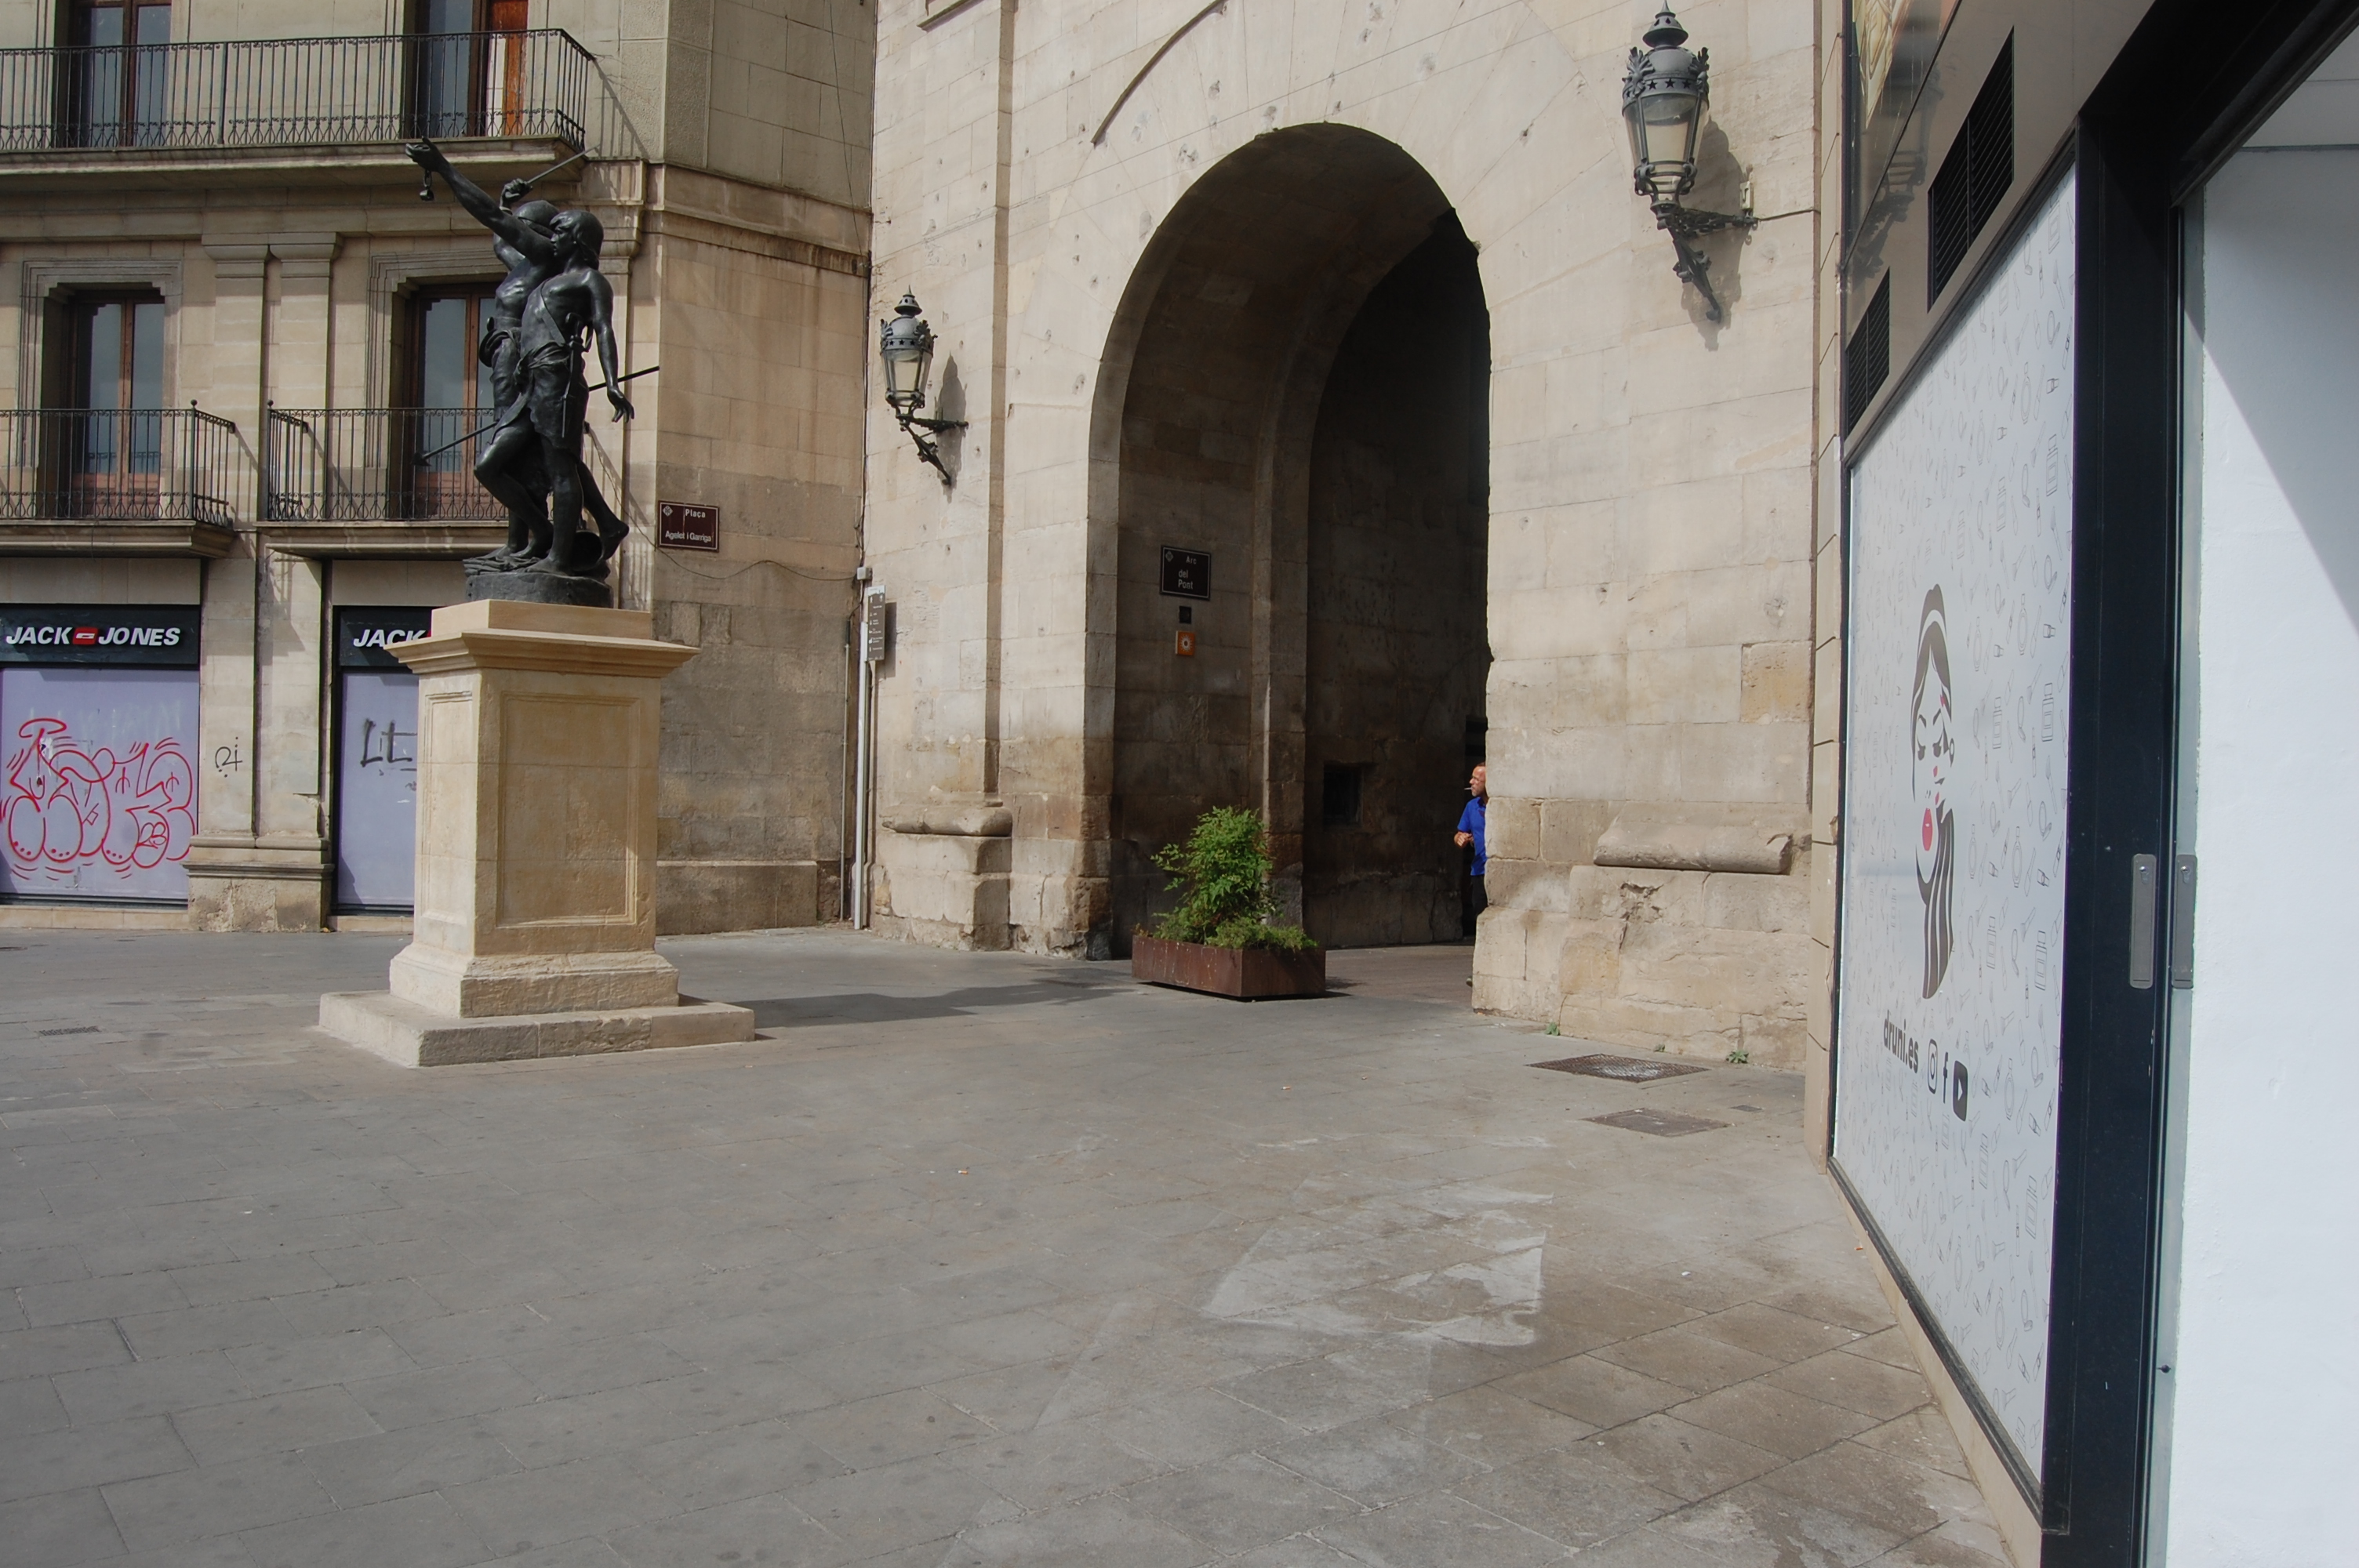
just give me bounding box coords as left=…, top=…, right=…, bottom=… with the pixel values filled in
left=1912, top=605, right=1954, bottom=882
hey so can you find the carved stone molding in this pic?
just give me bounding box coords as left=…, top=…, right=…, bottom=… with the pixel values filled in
left=14, top=256, right=186, bottom=412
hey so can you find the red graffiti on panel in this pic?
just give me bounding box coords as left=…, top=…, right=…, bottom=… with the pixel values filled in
left=4, top=717, right=195, bottom=876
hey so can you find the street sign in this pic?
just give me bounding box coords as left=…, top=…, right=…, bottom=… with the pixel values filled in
left=1159, top=546, right=1210, bottom=600
left=657, top=502, right=720, bottom=551
left=861, top=593, right=889, bottom=663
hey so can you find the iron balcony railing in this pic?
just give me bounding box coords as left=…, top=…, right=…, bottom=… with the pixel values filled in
left=0, top=30, right=591, bottom=153
left=265, top=407, right=504, bottom=524
left=0, top=406, right=238, bottom=525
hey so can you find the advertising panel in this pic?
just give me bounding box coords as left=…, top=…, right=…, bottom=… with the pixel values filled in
left=2, top=666, right=200, bottom=902
left=1835, top=172, right=2075, bottom=1478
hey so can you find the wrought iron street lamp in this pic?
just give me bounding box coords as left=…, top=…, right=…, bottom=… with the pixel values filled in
left=1623, top=8, right=1754, bottom=321
left=878, top=292, right=965, bottom=480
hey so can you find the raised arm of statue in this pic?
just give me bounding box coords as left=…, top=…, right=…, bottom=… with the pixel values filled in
left=404, top=139, right=560, bottom=265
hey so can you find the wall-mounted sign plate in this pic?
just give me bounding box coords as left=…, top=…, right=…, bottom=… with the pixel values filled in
left=657, top=502, right=720, bottom=551
left=1159, top=546, right=1210, bottom=600
left=1175, top=628, right=1197, bottom=657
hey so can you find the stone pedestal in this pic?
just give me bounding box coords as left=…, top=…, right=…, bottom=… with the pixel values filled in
left=319, top=601, right=754, bottom=1066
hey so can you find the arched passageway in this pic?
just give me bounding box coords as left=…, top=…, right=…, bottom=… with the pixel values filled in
left=1095, top=126, right=1490, bottom=951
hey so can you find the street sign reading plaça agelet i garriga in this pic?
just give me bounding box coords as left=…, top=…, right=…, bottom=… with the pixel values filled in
left=657, top=503, right=720, bottom=550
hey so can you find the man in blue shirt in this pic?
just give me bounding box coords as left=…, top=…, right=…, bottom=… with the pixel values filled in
left=1454, top=764, right=1488, bottom=927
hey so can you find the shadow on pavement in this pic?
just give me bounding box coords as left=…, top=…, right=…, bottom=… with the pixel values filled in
left=740, top=978, right=1129, bottom=1029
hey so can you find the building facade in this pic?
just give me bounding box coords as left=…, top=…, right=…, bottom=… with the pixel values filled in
left=0, top=0, right=875, bottom=933
left=861, top=0, right=1831, bottom=1071
left=3, top=0, right=2350, bottom=1560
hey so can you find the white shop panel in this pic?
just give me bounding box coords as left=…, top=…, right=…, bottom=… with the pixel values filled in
left=2153, top=140, right=2359, bottom=1566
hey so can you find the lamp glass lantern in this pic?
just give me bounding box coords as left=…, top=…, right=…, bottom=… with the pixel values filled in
left=1622, top=9, right=1709, bottom=201
left=878, top=292, right=935, bottom=419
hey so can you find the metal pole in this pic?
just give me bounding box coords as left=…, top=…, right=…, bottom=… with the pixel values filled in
left=836, top=614, right=854, bottom=920
left=851, top=587, right=880, bottom=927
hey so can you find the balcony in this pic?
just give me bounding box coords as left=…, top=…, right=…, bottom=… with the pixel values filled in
left=0, top=31, right=601, bottom=189
left=260, top=406, right=507, bottom=557
left=0, top=406, right=238, bottom=556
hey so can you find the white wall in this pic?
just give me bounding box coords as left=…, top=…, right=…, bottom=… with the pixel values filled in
left=2162, top=144, right=2359, bottom=1566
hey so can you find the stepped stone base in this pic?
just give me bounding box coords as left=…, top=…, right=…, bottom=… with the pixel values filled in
left=322, top=989, right=756, bottom=1068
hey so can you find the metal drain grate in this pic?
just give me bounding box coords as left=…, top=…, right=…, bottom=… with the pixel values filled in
left=1587, top=1108, right=1728, bottom=1138
left=1532, top=1054, right=1706, bottom=1082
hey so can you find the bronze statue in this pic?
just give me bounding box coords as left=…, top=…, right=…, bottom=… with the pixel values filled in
left=405, top=140, right=634, bottom=593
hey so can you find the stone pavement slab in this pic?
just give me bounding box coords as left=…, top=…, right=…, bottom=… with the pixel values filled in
left=0, top=927, right=2010, bottom=1567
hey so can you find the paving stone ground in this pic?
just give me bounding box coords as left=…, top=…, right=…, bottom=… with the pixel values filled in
left=0, top=927, right=2010, bottom=1568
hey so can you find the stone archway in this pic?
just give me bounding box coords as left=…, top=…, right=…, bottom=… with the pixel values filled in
left=1089, top=126, right=1490, bottom=951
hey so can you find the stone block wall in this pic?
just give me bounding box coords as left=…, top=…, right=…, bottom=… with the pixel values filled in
left=634, top=172, right=871, bottom=931
left=875, top=829, right=1011, bottom=949
left=653, top=0, right=877, bottom=208
left=1806, top=0, right=1848, bottom=1152
left=861, top=0, right=1827, bottom=1058
left=1476, top=855, right=1816, bottom=1068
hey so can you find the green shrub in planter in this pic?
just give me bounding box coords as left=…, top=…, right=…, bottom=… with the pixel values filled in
left=1147, top=807, right=1318, bottom=953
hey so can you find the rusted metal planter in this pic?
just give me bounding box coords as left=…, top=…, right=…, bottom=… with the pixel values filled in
left=1131, top=935, right=1325, bottom=1000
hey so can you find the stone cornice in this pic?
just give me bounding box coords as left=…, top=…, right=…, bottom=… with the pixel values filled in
left=0, top=138, right=580, bottom=198
left=0, top=154, right=872, bottom=276
left=397, top=628, right=698, bottom=679
left=641, top=207, right=868, bottom=277
left=640, top=164, right=870, bottom=265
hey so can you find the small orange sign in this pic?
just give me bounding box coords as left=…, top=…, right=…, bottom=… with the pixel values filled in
left=1175, top=628, right=1197, bottom=657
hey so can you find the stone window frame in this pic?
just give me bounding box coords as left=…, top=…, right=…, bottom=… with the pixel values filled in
left=364, top=249, right=507, bottom=413
left=14, top=257, right=186, bottom=413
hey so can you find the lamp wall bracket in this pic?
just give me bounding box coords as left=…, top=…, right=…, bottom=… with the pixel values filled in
left=1651, top=197, right=1755, bottom=322
left=897, top=412, right=965, bottom=481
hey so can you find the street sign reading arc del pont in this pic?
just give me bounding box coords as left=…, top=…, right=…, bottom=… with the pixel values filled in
left=1160, top=546, right=1209, bottom=600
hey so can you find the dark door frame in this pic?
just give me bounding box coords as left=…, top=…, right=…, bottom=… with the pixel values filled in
left=2049, top=8, right=2359, bottom=1562
left=329, top=604, right=435, bottom=917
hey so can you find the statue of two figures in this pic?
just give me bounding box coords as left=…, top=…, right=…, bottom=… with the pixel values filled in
left=405, top=139, right=638, bottom=607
